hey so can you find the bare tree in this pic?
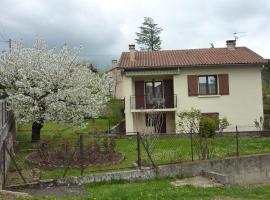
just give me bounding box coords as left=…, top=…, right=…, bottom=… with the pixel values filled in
left=133, top=105, right=165, bottom=165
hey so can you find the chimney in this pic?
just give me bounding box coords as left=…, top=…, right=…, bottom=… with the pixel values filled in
left=112, top=60, right=118, bottom=68
left=226, top=40, right=236, bottom=50
left=129, top=44, right=136, bottom=61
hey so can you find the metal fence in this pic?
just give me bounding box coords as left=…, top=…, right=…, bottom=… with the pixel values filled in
left=0, top=98, right=16, bottom=189
left=5, top=126, right=270, bottom=187
left=6, top=134, right=138, bottom=186
left=0, top=99, right=10, bottom=130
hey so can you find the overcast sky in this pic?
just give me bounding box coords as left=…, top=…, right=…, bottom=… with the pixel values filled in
left=0, top=0, right=269, bottom=69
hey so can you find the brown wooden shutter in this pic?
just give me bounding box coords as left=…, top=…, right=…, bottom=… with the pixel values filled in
left=163, top=79, right=174, bottom=108
left=202, top=112, right=219, bottom=119
left=218, top=74, right=229, bottom=95
left=135, top=81, right=145, bottom=109
left=187, top=75, right=198, bottom=96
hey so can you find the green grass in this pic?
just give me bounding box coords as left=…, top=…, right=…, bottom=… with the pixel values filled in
left=17, top=118, right=111, bottom=141
left=24, top=178, right=270, bottom=200
left=8, top=121, right=270, bottom=186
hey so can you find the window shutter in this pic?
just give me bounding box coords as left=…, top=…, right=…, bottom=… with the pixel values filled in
left=218, top=74, right=229, bottom=95
left=135, top=81, right=145, bottom=109
left=163, top=79, right=174, bottom=108
left=187, top=75, right=198, bottom=96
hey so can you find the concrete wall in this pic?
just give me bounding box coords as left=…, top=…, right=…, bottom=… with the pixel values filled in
left=157, top=153, right=270, bottom=185
left=52, top=153, right=270, bottom=186
left=174, top=65, right=263, bottom=132
left=7, top=153, right=270, bottom=189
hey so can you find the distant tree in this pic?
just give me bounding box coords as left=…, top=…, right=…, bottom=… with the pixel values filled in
left=262, top=59, right=270, bottom=113
left=262, top=59, right=270, bottom=84
left=81, top=62, right=98, bottom=73
left=135, top=17, right=163, bottom=51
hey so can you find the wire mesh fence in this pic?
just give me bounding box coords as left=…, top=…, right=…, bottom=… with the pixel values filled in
left=137, top=125, right=270, bottom=168
left=5, top=134, right=138, bottom=186
left=5, top=125, right=270, bottom=186
left=0, top=99, right=10, bottom=130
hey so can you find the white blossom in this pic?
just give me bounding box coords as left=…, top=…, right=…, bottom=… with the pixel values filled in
left=0, top=39, right=111, bottom=126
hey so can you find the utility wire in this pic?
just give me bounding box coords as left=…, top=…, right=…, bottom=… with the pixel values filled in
left=0, top=30, right=6, bottom=41
left=0, top=22, right=9, bottom=40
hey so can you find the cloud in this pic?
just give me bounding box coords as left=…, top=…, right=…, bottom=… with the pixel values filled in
left=0, top=0, right=269, bottom=68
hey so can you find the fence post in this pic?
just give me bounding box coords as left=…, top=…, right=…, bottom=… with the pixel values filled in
left=190, top=129, right=194, bottom=161
left=136, top=132, right=141, bottom=168
left=236, top=125, right=239, bottom=156
left=2, top=141, right=6, bottom=188
left=80, top=135, right=84, bottom=176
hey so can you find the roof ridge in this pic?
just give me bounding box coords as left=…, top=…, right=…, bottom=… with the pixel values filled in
left=119, top=46, right=266, bottom=68
left=121, top=46, right=248, bottom=54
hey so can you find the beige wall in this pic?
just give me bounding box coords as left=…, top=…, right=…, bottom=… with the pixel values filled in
left=123, top=76, right=134, bottom=134
left=174, top=65, right=263, bottom=132
left=124, top=65, right=263, bottom=134
left=133, top=112, right=175, bottom=134
left=166, top=112, right=176, bottom=133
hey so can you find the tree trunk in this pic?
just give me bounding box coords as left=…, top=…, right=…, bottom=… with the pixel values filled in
left=31, top=120, right=44, bottom=142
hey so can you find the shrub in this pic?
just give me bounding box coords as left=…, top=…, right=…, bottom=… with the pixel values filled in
left=107, top=98, right=124, bottom=125
left=199, top=117, right=217, bottom=138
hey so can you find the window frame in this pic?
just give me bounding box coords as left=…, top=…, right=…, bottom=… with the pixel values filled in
left=198, top=75, right=218, bottom=95
left=144, top=80, right=164, bottom=98
left=145, top=114, right=155, bottom=127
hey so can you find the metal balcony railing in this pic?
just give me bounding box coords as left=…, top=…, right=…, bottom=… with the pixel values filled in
left=130, top=95, right=177, bottom=110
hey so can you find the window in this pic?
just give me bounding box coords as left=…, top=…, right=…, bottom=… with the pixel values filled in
left=198, top=75, right=217, bottom=95
left=145, top=81, right=164, bottom=106
left=145, top=114, right=155, bottom=127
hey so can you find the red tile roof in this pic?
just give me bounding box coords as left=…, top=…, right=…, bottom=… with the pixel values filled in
left=119, top=47, right=266, bottom=69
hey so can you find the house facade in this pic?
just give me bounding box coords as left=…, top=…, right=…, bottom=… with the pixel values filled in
left=112, top=40, right=265, bottom=134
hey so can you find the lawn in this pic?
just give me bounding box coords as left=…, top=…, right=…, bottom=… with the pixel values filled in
left=7, top=121, right=270, bottom=186
left=23, top=178, right=270, bottom=200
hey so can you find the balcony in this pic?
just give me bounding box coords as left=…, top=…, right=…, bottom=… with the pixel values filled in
left=130, top=95, right=177, bottom=110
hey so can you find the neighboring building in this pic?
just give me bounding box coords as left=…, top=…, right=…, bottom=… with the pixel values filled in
left=107, top=60, right=124, bottom=99
left=113, top=41, right=266, bottom=134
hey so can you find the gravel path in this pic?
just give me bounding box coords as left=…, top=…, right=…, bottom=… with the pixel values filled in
left=21, top=185, right=87, bottom=197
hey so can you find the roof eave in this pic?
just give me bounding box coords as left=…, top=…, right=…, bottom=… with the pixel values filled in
left=120, top=62, right=266, bottom=71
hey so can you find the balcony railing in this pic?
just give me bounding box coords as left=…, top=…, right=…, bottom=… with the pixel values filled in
left=130, top=95, right=177, bottom=110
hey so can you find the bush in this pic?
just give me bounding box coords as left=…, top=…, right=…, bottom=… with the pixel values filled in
left=199, top=117, right=218, bottom=138
left=107, top=98, right=124, bottom=125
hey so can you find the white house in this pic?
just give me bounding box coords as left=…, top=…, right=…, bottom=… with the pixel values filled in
left=111, top=40, right=266, bottom=134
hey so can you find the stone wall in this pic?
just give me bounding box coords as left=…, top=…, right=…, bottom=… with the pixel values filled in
left=53, top=153, right=270, bottom=186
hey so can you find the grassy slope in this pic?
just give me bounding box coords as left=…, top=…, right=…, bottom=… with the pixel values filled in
left=28, top=178, right=270, bottom=200
left=84, top=179, right=270, bottom=200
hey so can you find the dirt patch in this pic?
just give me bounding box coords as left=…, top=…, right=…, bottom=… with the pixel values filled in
left=21, top=185, right=87, bottom=197
left=171, top=176, right=224, bottom=188
left=25, top=151, right=124, bottom=169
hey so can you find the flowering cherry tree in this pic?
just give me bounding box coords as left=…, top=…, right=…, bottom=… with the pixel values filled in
left=0, top=39, right=111, bottom=142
